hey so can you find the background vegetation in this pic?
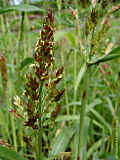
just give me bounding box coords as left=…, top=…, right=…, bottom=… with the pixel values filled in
left=0, top=0, right=120, bottom=160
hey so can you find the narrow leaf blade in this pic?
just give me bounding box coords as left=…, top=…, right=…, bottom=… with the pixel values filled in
left=20, top=57, right=34, bottom=70
left=0, top=146, right=27, bottom=160
left=0, top=4, right=44, bottom=14
left=50, top=126, right=75, bottom=156
left=66, top=32, right=76, bottom=48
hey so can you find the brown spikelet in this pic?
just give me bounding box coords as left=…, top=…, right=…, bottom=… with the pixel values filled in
left=51, top=104, right=61, bottom=120
left=102, top=0, right=108, bottom=9
left=0, top=55, right=8, bottom=88
left=90, top=8, right=98, bottom=25
left=81, top=0, right=86, bottom=8
left=0, top=139, right=13, bottom=149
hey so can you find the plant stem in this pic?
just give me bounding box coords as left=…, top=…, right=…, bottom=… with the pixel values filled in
left=74, top=0, right=79, bottom=10
left=78, top=63, right=89, bottom=158
left=38, top=82, right=43, bottom=160
left=57, top=0, right=69, bottom=115
left=10, top=112, right=17, bottom=151
left=18, top=12, right=25, bottom=62
left=73, top=49, right=77, bottom=114
left=115, top=116, right=119, bottom=160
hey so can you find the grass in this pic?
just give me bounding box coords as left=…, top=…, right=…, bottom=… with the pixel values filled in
left=0, top=0, right=120, bottom=160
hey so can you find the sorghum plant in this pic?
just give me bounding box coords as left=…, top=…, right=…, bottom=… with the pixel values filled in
left=11, top=10, right=64, bottom=160
left=67, top=1, right=120, bottom=159
left=77, top=2, right=120, bottom=159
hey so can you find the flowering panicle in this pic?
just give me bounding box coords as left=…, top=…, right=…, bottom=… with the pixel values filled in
left=85, top=8, right=98, bottom=36
left=34, top=9, right=55, bottom=81
left=11, top=10, right=64, bottom=131
left=90, top=8, right=98, bottom=25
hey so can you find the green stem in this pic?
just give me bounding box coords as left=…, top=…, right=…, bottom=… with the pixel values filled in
left=74, top=0, right=79, bottom=10
left=73, top=16, right=79, bottom=115
left=73, top=49, right=77, bottom=114
left=115, top=116, right=119, bottom=160
left=18, top=12, right=25, bottom=62
left=57, top=0, right=69, bottom=114
left=38, top=82, right=43, bottom=160
left=78, top=63, right=89, bottom=158
left=10, top=113, right=17, bottom=151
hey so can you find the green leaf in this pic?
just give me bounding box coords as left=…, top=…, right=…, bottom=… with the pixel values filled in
left=93, top=152, right=99, bottom=160
left=108, top=47, right=120, bottom=55
left=0, top=4, right=44, bottom=14
left=90, top=108, right=112, bottom=135
left=75, top=63, right=87, bottom=92
left=66, top=32, right=76, bottom=48
left=101, top=153, right=116, bottom=160
left=86, top=99, right=102, bottom=113
left=20, top=57, right=34, bottom=70
left=81, top=117, right=90, bottom=160
left=88, top=54, right=120, bottom=65
left=56, top=115, right=80, bottom=122
left=50, top=126, right=75, bottom=156
left=0, top=146, right=27, bottom=160
left=105, top=97, right=114, bottom=116
left=87, top=137, right=108, bottom=159
left=73, top=121, right=79, bottom=160
left=88, top=47, right=120, bottom=65
left=64, top=101, right=81, bottom=109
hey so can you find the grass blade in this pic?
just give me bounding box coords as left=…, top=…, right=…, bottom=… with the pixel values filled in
left=0, top=146, right=27, bottom=160
left=75, top=63, right=87, bottom=92
left=0, top=4, right=45, bottom=14
left=87, top=137, right=108, bottom=159
left=90, top=108, right=112, bottom=135
left=50, top=126, right=75, bottom=156
left=20, top=57, right=34, bottom=70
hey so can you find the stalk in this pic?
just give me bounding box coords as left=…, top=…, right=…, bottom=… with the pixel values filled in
left=73, top=49, right=77, bottom=114
left=10, top=113, right=17, bottom=152
left=78, top=63, right=89, bottom=158
left=18, top=11, right=25, bottom=62
left=61, top=47, right=69, bottom=115
left=115, top=116, right=119, bottom=160
left=56, top=0, right=69, bottom=115
left=38, top=82, right=44, bottom=160
left=74, top=0, right=79, bottom=10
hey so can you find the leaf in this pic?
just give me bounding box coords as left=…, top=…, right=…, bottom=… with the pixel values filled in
left=73, top=121, right=79, bottom=160
left=90, top=108, right=112, bottom=135
left=75, top=63, right=87, bottom=92
left=66, top=32, right=76, bottom=48
left=50, top=126, right=75, bottom=156
left=56, top=115, right=80, bottom=122
left=54, top=31, right=66, bottom=42
left=88, top=47, right=120, bottom=65
left=80, top=117, right=90, bottom=160
left=64, top=98, right=101, bottom=111
left=20, top=57, right=34, bottom=70
left=93, top=152, right=99, bottom=160
left=87, top=137, right=108, bottom=159
left=64, top=101, right=81, bottom=109
left=101, top=153, right=116, bottom=160
left=0, top=146, right=27, bottom=160
left=86, top=99, right=102, bottom=113
left=88, top=54, right=120, bottom=65
left=105, top=97, right=114, bottom=116
left=108, top=47, right=120, bottom=55
left=0, top=4, right=44, bottom=14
